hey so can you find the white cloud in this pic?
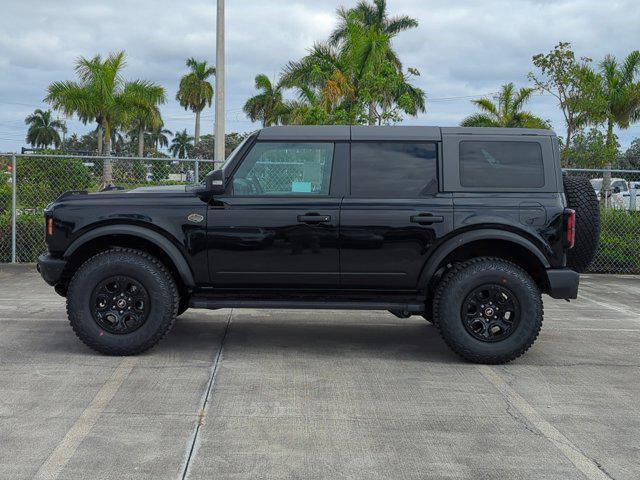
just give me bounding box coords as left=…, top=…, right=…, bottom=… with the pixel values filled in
left=0, top=0, right=639, bottom=151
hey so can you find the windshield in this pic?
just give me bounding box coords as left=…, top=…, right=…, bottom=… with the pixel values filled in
left=612, top=180, right=628, bottom=192
left=223, top=135, right=252, bottom=167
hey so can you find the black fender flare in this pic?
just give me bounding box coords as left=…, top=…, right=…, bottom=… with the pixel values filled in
left=64, top=224, right=196, bottom=287
left=418, top=229, right=551, bottom=288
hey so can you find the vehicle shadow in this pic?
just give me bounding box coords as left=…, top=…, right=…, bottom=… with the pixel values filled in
left=173, top=314, right=461, bottom=365
left=40, top=312, right=459, bottom=365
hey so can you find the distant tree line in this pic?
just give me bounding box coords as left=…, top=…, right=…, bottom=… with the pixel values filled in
left=21, top=1, right=640, bottom=181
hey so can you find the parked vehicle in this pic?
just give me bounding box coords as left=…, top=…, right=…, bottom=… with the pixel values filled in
left=591, top=177, right=639, bottom=210
left=37, top=126, right=600, bottom=364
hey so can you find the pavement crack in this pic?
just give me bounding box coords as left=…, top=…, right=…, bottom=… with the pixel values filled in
left=589, top=457, right=616, bottom=480
left=504, top=402, right=541, bottom=437
left=179, top=309, right=233, bottom=480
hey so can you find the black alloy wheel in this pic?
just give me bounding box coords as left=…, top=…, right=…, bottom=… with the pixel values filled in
left=90, top=276, right=150, bottom=334
left=461, top=284, right=520, bottom=342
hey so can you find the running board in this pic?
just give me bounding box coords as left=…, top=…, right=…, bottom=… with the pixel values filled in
left=189, top=297, right=425, bottom=313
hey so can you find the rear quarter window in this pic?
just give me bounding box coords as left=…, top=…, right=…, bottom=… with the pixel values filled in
left=460, top=141, right=544, bottom=188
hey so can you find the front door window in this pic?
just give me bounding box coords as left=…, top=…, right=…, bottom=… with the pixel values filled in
left=232, top=142, right=334, bottom=196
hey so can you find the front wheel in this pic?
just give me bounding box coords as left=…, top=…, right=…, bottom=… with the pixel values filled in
left=66, top=248, right=179, bottom=355
left=433, top=258, right=543, bottom=364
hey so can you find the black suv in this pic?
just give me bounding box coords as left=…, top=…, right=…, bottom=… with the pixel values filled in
left=37, top=126, right=599, bottom=363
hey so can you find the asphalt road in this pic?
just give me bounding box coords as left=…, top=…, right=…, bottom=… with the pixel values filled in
left=0, top=264, right=638, bottom=480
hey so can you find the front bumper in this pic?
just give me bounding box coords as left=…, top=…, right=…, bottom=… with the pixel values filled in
left=36, top=254, right=67, bottom=286
left=546, top=268, right=580, bottom=299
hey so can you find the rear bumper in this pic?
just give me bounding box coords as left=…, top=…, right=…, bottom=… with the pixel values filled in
left=36, top=254, right=67, bottom=286
left=546, top=268, right=580, bottom=299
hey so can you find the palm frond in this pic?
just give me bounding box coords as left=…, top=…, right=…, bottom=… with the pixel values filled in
left=460, top=113, right=500, bottom=127
left=620, top=50, right=640, bottom=84
left=471, top=98, right=499, bottom=117
left=385, top=15, right=419, bottom=36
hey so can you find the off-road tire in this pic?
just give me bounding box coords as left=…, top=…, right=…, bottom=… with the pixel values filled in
left=433, top=257, right=543, bottom=364
left=563, top=175, right=600, bottom=273
left=66, top=248, right=178, bottom=355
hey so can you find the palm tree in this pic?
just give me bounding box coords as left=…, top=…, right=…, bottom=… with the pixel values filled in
left=593, top=51, right=640, bottom=148
left=243, top=74, right=288, bottom=127
left=46, top=51, right=161, bottom=185
left=147, top=125, right=172, bottom=150
left=24, top=109, right=65, bottom=149
left=169, top=130, right=194, bottom=159
left=176, top=58, right=215, bottom=144
left=329, top=0, right=420, bottom=124
left=329, top=0, right=418, bottom=67
left=125, top=81, right=166, bottom=157
left=461, top=83, right=550, bottom=129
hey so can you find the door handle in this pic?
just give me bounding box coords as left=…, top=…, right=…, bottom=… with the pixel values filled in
left=297, top=214, right=331, bottom=224
left=410, top=213, right=444, bottom=225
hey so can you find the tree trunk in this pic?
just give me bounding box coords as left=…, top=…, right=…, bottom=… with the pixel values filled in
left=368, top=103, right=376, bottom=125
left=194, top=110, right=201, bottom=144
left=138, top=123, right=145, bottom=158
left=102, top=121, right=113, bottom=188
left=97, top=123, right=103, bottom=156
left=606, top=118, right=615, bottom=149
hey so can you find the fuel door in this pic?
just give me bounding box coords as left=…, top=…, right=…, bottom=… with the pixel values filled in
left=519, top=202, right=546, bottom=226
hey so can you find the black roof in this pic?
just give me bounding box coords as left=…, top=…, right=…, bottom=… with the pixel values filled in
left=257, top=126, right=555, bottom=141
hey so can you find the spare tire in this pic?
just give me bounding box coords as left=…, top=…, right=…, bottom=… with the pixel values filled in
left=563, top=175, right=600, bottom=273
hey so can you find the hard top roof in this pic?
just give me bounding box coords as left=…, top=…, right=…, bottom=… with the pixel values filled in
left=257, top=126, right=555, bottom=141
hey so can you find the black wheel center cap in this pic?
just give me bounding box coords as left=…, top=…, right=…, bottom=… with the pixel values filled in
left=484, top=307, right=495, bottom=317
left=116, top=299, right=127, bottom=309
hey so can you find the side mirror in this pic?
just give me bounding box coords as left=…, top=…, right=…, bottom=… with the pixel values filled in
left=207, top=169, right=227, bottom=195
left=193, top=169, right=226, bottom=199
left=614, top=186, right=621, bottom=194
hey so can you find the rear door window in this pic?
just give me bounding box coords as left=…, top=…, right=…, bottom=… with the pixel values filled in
left=350, top=142, right=438, bottom=197
left=460, top=141, right=544, bottom=188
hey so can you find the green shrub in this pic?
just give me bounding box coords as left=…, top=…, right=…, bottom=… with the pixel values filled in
left=17, top=156, right=94, bottom=210
left=0, top=212, right=45, bottom=263
left=0, top=181, right=11, bottom=215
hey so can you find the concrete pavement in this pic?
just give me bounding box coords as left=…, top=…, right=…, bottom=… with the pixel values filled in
left=0, top=264, right=638, bottom=479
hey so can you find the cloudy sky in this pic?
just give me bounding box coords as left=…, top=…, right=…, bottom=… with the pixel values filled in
left=1, top=0, right=639, bottom=153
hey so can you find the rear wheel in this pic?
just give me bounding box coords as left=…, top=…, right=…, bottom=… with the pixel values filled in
left=433, top=258, right=543, bottom=364
left=67, top=248, right=178, bottom=355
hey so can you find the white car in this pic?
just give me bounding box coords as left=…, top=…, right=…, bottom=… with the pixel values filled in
left=590, top=177, right=639, bottom=210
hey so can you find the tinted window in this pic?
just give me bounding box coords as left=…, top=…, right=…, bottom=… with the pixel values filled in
left=232, top=142, right=334, bottom=196
left=460, top=141, right=544, bottom=188
left=351, top=142, right=438, bottom=197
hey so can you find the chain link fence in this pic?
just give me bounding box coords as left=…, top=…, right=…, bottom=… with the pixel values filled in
left=563, top=168, right=640, bottom=274
left=0, top=153, right=221, bottom=263
left=1, top=154, right=640, bottom=274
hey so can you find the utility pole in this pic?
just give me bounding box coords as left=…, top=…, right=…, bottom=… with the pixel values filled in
left=214, top=0, right=225, bottom=164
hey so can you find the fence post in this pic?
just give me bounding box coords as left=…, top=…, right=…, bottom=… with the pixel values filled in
left=602, top=164, right=612, bottom=209
left=195, top=160, right=200, bottom=183
left=630, top=187, right=637, bottom=211
left=11, top=154, right=17, bottom=263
